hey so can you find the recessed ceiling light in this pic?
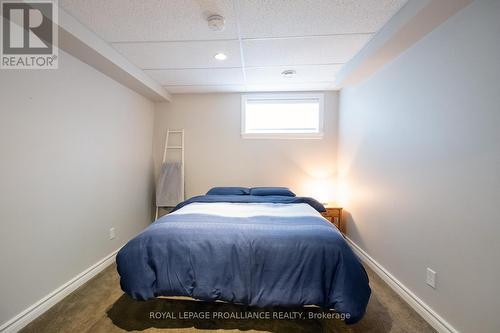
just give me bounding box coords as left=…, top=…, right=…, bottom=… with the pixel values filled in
left=281, top=69, right=296, bottom=78
left=214, top=53, right=227, bottom=61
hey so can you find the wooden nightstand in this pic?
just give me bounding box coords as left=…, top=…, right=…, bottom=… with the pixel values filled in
left=321, top=206, right=345, bottom=235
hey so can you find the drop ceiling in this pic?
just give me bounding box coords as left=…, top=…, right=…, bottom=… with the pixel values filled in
left=60, top=0, right=407, bottom=94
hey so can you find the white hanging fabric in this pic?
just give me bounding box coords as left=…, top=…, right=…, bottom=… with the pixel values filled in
left=156, top=161, right=183, bottom=207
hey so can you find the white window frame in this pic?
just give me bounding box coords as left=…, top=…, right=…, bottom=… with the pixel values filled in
left=241, top=93, right=324, bottom=139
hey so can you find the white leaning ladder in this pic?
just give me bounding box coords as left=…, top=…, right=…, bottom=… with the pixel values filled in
left=155, top=129, right=185, bottom=220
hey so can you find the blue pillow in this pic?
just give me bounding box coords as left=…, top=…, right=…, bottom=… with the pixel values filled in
left=250, top=187, right=296, bottom=197
left=206, top=187, right=250, bottom=195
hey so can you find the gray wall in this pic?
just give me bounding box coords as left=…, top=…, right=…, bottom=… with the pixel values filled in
left=0, top=50, right=155, bottom=325
left=153, top=92, right=339, bottom=201
left=338, top=1, right=500, bottom=332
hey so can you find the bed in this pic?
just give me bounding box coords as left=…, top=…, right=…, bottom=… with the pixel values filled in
left=116, top=188, right=371, bottom=324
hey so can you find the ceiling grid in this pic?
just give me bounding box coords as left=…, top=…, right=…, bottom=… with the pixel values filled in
left=59, top=0, right=408, bottom=93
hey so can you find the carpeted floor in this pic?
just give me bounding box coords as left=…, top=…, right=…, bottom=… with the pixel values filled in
left=21, top=263, right=436, bottom=333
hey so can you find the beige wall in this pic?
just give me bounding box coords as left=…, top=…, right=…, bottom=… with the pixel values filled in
left=338, top=1, right=500, bottom=332
left=0, top=50, right=155, bottom=325
left=154, top=92, right=339, bottom=201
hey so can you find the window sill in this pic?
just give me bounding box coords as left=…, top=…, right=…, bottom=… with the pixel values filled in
left=241, top=133, right=324, bottom=140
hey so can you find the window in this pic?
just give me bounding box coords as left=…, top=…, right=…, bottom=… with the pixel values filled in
left=241, top=93, right=324, bottom=139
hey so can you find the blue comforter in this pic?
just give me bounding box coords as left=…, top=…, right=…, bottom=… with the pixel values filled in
left=116, top=196, right=370, bottom=324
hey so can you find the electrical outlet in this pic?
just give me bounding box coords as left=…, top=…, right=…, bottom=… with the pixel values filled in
left=426, top=268, right=436, bottom=288
left=109, top=227, right=116, bottom=240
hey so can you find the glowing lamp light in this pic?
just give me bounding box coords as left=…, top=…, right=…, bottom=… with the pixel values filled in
left=304, top=178, right=335, bottom=205
left=336, top=179, right=351, bottom=207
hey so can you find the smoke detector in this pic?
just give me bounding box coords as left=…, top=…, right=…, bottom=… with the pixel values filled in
left=207, top=14, right=225, bottom=31
left=281, top=69, right=297, bottom=78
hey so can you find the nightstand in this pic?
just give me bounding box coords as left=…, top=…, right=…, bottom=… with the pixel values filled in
left=321, top=206, right=345, bottom=235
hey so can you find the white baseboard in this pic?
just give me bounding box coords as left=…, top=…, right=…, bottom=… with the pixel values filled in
left=346, top=237, right=458, bottom=333
left=0, top=249, right=119, bottom=333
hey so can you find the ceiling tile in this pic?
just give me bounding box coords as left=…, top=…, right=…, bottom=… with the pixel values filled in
left=243, top=34, right=371, bottom=67
left=238, top=0, right=407, bottom=38
left=60, top=0, right=238, bottom=42
left=167, top=85, right=246, bottom=94
left=245, top=64, right=342, bottom=84
left=146, top=68, right=244, bottom=86
left=112, top=40, right=242, bottom=69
